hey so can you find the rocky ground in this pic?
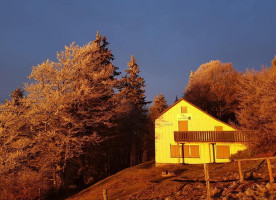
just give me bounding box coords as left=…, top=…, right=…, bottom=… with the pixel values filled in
left=67, top=160, right=276, bottom=200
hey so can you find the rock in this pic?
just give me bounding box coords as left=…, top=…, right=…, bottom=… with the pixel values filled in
left=161, top=171, right=175, bottom=177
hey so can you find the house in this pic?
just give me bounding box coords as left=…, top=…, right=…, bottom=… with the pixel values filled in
left=155, top=98, right=247, bottom=165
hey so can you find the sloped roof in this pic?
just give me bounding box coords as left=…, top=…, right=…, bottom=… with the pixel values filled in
left=156, top=98, right=236, bottom=130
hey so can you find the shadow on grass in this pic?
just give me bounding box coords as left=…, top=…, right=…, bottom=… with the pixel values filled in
left=135, top=161, right=155, bottom=169
left=150, top=177, right=174, bottom=183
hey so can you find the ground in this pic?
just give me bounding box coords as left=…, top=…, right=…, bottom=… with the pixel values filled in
left=67, top=160, right=276, bottom=200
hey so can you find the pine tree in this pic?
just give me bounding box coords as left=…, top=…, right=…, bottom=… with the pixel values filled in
left=149, top=93, right=168, bottom=122
left=146, top=93, right=168, bottom=161
left=120, top=55, right=146, bottom=110
left=175, top=95, right=179, bottom=103
left=116, top=55, right=148, bottom=166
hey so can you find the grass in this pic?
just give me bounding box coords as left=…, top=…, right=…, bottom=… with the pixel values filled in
left=66, top=159, right=276, bottom=200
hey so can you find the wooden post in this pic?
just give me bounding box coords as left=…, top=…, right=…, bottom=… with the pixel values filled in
left=211, top=143, right=216, bottom=163
left=177, top=143, right=180, bottom=164
left=103, top=189, right=108, bottom=200
left=266, top=159, right=274, bottom=184
left=238, top=160, right=244, bottom=183
left=204, top=163, right=211, bottom=200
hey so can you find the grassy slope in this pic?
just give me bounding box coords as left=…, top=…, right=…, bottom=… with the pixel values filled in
left=67, top=160, right=276, bottom=200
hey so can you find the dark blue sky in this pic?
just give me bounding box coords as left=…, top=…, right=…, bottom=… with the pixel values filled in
left=1, top=0, right=276, bottom=104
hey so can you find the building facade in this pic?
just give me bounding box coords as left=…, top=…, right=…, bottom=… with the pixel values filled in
left=155, top=98, right=247, bottom=164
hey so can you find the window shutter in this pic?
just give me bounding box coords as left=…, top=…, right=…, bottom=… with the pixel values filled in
left=183, top=145, right=190, bottom=158
left=190, top=145, right=200, bottom=158
left=171, top=145, right=182, bottom=158
left=215, top=126, right=223, bottom=131
left=216, top=145, right=230, bottom=159
left=181, top=106, right=187, bottom=113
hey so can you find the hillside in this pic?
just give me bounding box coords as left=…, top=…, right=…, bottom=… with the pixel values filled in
left=66, top=160, right=276, bottom=200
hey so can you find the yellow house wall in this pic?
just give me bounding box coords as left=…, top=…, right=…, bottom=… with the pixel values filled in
left=155, top=99, right=247, bottom=164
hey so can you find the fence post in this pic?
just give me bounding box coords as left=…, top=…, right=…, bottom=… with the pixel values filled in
left=103, top=189, right=108, bottom=200
left=238, top=160, right=244, bottom=183
left=204, top=163, right=211, bottom=200
left=266, top=159, right=274, bottom=184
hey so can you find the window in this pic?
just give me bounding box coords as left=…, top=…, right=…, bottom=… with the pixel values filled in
left=215, top=126, right=223, bottom=131
left=171, top=144, right=200, bottom=158
left=171, top=145, right=182, bottom=158
left=181, top=106, right=187, bottom=113
left=184, top=145, right=200, bottom=158
left=178, top=121, right=188, bottom=131
left=216, top=145, right=230, bottom=159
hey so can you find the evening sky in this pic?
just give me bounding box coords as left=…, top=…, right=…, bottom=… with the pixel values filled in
left=0, top=0, right=276, bottom=104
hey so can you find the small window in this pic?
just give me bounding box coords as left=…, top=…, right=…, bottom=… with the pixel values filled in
left=171, top=145, right=182, bottom=158
left=216, top=145, right=230, bottom=159
left=181, top=106, right=187, bottom=113
left=215, top=126, right=223, bottom=131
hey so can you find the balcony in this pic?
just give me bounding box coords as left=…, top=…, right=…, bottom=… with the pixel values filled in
left=174, top=131, right=250, bottom=143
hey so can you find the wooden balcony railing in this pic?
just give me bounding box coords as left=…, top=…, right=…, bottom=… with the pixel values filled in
left=174, top=131, right=250, bottom=143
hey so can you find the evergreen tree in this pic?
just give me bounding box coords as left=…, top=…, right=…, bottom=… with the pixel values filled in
left=149, top=93, right=168, bottom=122
left=146, top=93, right=168, bottom=161
left=117, top=55, right=148, bottom=166
left=174, top=95, right=179, bottom=103
left=120, top=55, right=146, bottom=110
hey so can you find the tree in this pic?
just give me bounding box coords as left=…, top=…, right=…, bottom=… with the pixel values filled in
left=175, top=95, right=179, bottom=103
left=116, top=55, right=148, bottom=166
left=236, top=65, right=276, bottom=153
left=272, top=55, right=276, bottom=67
left=149, top=93, right=168, bottom=122
left=120, top=55, right=147, bottom=110
left=146, top=93, right=168, bottom=160
left=184, top=60, right=241, bottom=122
left=0, top=32, right=127, bottom=199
